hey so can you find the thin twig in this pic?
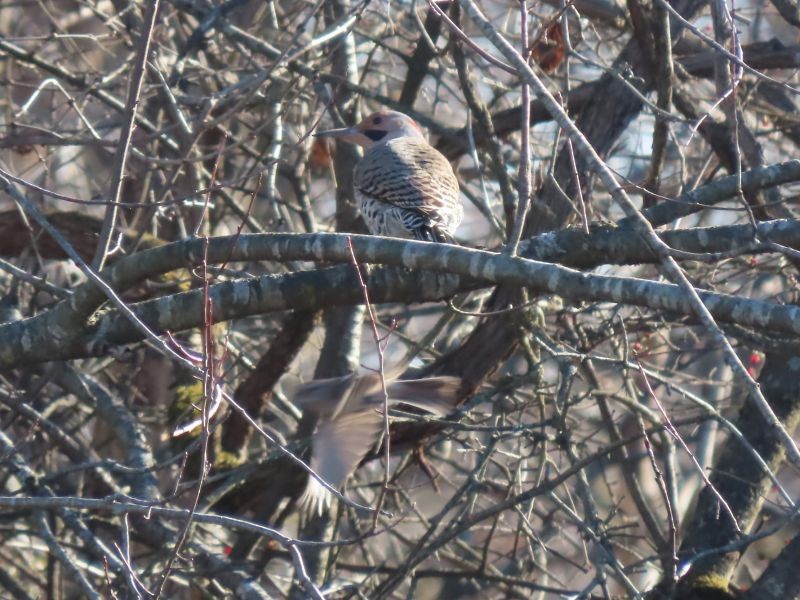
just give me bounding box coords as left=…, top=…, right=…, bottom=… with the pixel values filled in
left=93, top=0, right=161, bottom=270
left=345, top=237, right=391, bottom=529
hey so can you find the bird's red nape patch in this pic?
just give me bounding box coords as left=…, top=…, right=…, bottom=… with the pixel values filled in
left=407, top=117, right=425, bottom=135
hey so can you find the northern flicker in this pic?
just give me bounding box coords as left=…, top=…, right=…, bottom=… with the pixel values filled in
left=293, top=372, right=461, bottom=514
left=315, top=110, right=463, bottom=242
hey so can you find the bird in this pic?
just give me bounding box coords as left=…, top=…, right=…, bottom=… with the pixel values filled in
left=529, top=20, right=565, bottom=74
left=314, top=110, right=463, bottom=242
left=292, top=372, right=461, bottom=515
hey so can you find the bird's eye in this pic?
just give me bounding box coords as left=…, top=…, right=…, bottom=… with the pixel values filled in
left=364, top=130, right=387, bottom=142
left=373, top=116, right=382, bottom=125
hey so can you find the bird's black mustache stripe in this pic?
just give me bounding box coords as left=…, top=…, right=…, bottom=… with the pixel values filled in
left=363, top=129, right=388, bottom=141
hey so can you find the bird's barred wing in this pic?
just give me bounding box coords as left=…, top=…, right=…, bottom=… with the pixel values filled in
left=354, top=138, right=460, bottom=220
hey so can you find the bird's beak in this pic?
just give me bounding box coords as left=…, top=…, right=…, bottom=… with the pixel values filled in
left=314, top=125, right=373, bottom=148
left=314, top=126, right=359, bottom=138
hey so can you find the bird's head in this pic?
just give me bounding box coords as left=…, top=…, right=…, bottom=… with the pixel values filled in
left=314, top=110, right=426, bottom=148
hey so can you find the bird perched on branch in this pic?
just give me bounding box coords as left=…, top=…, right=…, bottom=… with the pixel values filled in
left=315, top=110, right=463, bottom=242
left=293, top=372, right=461, bottom=515
left=530, top=20, right=566, bottom=74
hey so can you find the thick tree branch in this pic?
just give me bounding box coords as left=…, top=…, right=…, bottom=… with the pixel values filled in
left=0, top=231, right=798, bottom=366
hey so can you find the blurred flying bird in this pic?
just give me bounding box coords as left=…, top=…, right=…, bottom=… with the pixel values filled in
left=315, top=110, right=463, bottom=242
left=294, top=372, right=461, bottom=514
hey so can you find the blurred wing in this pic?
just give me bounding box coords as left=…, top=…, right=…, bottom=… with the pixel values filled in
left=341, top=373, right=383, bottom=412
left=382, top=376, right=462, bottom=415
left=299, top=409, right=383, bottom=514
left=292, top=373, right=358, bottom=418
left=297, top=374, right=462, bottom=513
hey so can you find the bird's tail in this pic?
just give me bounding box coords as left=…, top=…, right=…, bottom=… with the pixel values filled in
left=415, top=225, right=459, bottom=244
